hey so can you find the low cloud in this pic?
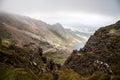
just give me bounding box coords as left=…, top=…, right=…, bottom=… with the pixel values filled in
left=1, top=0, right=120, bottom=27
left=25, top=11, right=116, bottom=27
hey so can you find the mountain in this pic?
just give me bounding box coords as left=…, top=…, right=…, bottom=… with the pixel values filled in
left=0, top=11, right=85, bottom=79
left=0, top=12, right=85, bottom=64
left=0, top=40, right=83, bottom=80
left=1, top=12, right=120, bottom=80
left=64, top=25, right=98, bottom=41
left=0, top=12, right=84, bottom=48
left=73, top=31, right=92, bottom=40
left=64, top=21, right=120, bottom=80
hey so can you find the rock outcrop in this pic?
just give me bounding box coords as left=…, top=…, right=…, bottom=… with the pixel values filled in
left=0, top=41, right=83, bottom=80
left=65, top=21, right=120, bottom=80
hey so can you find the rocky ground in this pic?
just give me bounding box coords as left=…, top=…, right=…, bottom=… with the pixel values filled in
left=0, top=38, right=83, bottom=80
left=65, top=21, right=120, bottom=80
left=0, top=12, right=120, bottom=80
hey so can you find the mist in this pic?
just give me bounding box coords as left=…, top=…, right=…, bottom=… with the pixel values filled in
left=0, top=0, right=120, bottom=28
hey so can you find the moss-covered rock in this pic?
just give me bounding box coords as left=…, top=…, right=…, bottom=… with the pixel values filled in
left=65, top=20, right=120, bottom=80
left=0, top=43, right=84, bottom=80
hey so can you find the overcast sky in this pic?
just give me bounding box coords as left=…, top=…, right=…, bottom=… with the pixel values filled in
left=0, top=0, right=120, bottom=27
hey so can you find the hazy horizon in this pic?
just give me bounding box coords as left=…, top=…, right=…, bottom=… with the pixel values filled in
left=0, top=0, right=120, bottom=28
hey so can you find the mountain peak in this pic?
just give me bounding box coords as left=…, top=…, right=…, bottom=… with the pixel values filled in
left=53, top=23, right=63, bottom=27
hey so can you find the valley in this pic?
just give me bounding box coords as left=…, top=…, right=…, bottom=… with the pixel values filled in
left=0, top=12, right=120, bottom=80
left=0, top=12, right=89, bottom=64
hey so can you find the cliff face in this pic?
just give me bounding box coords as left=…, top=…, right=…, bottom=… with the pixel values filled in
left=65, top=21, right=120, bottom=80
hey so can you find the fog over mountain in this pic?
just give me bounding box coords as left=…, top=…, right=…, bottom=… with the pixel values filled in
left=0, top=0, right=120, bottom=80
left=0, top=0, right=120, bottom=50
left=0, top=0, right=120, bottom=28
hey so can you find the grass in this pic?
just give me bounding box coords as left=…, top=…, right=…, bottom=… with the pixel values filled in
left=43, top=52, right=68, bottom=65
left=0, top=63, right=15, bottom=80
left=39, top=72, right=54, bottom=80
left=0, top=47, right=15, bottom=55
left=87, top=71, right=110, bottom=80
left=109, top=29, right=117, bottom=33
left=55, top=67, right=85, bottom=80
left=111, top=54, right=120, bottom=80
left=0, top=63, right=40, bottom=80
left=2, top=39, right=11, bottom=47
left=0, top=31, right=119, bottom=80
left=34, top=57, right=44, bottom=65
left=0, top=25, right=10, bottom=39
left=110, top=35, right=120, bottom=40
left=39, top=67, right=85, bottom=80
left=14, top=68, right=38, bottom=80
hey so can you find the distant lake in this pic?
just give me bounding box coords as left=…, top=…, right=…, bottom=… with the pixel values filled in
left=74, top=43, right=84, bottom=50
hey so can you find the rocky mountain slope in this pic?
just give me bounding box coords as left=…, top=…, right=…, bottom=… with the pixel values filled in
left=65, top=21, right=120, bottom=80
left=0, top=12, right=85, bottom=48
left=1, top=12, right=120, bottom=80
left=0, top=12, right=85, bottom=64
left=0, top=39, right=84, bottom=80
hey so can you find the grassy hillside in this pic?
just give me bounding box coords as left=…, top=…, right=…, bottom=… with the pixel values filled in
left=0, top=12, right=85, bottom=47
left=0, top=39, right=84, bottom=80
left=0, top=12, right=87, bottom=66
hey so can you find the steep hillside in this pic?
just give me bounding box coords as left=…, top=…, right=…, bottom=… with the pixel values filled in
left=0, top=12, right=85, bottom=48
left=65, top=21, right=120, bottom=80
left=0, top=39, right=85, bottom=80
left=0, top=12, right=85, bottom=65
